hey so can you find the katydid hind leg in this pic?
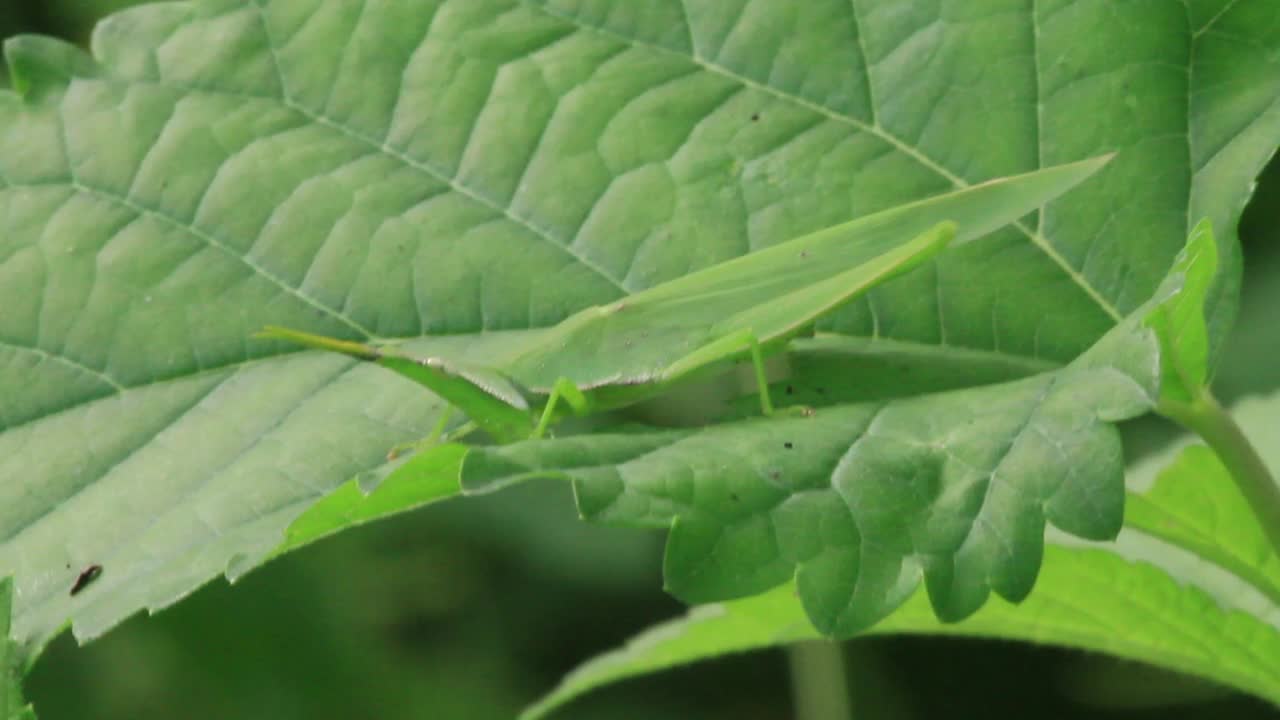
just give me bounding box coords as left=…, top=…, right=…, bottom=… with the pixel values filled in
left=663, top=328, right=783, bottom=418
left=747, top=337, right=775, bottom=416
left=442, top=420, right=480, bottom=443
left=425, top=406, right=456, bottom=445
left=388, top=406, right=458, bottom=460
left=386, top=419, right=481, bottom=460
left=742, top=332, right=813, bottom=417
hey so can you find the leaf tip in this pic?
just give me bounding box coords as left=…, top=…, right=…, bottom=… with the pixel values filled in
left=3, top=34, right=98, bottom=99
left=1075, top=151, right=1117, bottom=178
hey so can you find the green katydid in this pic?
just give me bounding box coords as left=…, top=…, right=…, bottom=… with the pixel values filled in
left=258, top=155, right=1111, bottom=445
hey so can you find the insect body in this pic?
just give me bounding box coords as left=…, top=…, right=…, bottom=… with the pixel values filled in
left=70, top=564, right=102, bottom=596
left=259, top=156, right=1111, bottom=444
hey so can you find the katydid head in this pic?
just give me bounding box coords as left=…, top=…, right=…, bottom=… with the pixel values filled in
left=256, top=325, right=538, bottom=443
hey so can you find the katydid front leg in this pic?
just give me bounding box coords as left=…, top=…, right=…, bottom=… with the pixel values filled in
left=533, top=377, right=591, bottom=439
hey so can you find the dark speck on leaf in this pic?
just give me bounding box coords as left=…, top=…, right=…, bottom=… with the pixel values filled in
left=815, top=387, right=826, bottom=395
left=70, top=564, right=102, bottom=596
left=785, top=384, right=794, bottom=395
left=731, top=493, right=740, bottom=502
left=769, top=470, right=781, bottom=481
left=799, top=250, right=809, bottom=259
left=784, top=441, right=793, bottom=449
left=751, top=112, right=760, bottom=121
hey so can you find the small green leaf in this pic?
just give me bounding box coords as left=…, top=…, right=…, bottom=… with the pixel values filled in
left=3, top=35, right=99, bottom=98
left=1145, top=223, right=1280, bottom=558
left=1127, top=391, right=1280, bottom=606
left=274, top=444, right=467, bottom=559
left=1, top=578, right=10, bottom=715
left=1146, top=219, right=1218, bottom=405
left=0, top=578, right=34, bottom=720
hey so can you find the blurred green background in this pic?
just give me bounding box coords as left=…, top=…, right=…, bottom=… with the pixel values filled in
left=3, top=3, right=1277, bottom=718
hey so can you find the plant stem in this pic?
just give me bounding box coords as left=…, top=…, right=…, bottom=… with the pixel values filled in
left=1160, top=390, right=1280, bottom=559
left=787, top=640, right=852, bottom=720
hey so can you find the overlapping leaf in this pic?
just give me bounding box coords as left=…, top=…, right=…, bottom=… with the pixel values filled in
left=0, top=0, right=1277, bottom=672
left=513, top=355, right=1280, bottom=719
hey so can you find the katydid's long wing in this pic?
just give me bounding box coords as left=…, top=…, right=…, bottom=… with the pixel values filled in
left=505, top=156, right=1111, bottom=395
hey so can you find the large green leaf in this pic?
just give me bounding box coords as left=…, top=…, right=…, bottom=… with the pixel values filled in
left=0, top=0, right=1276, bottom=668
left=522, top=541, right=1280, bottom=719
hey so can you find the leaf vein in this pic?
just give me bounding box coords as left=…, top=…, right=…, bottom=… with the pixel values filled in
left=248, top=0, right=628, bottom=295
left=0, top=339, right=125, bottom=393
left=519, top=0, right=1124, bottom=324
left=0, top=373, right=228, bottom=547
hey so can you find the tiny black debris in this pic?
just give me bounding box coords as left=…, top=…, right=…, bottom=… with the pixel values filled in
left=70, top=564, right=102, bottom=596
